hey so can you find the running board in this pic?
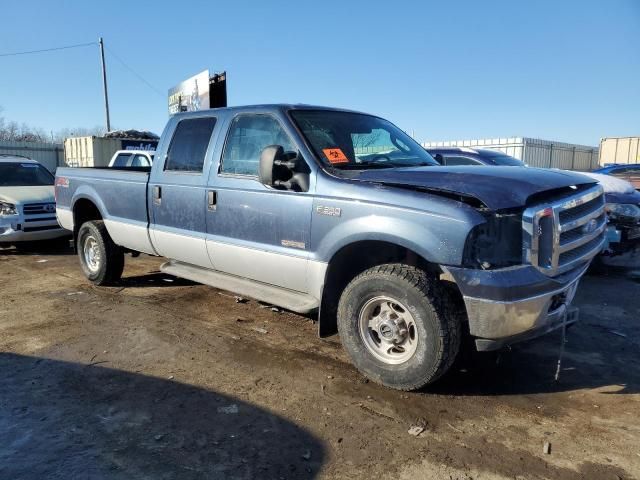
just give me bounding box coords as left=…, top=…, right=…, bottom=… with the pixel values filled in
left=160, top=261, right=319, bottom=314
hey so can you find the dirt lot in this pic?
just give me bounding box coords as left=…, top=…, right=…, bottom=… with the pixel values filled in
left=1, top=245, right=639, bottom=480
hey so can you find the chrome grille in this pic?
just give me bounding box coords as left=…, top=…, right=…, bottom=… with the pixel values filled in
left=523, top=184, right=605, bottom=276
left=23, top=203, right=56, bottom=215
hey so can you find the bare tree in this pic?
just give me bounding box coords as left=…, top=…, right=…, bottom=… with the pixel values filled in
left=0, top=106, right=105, bottom=144
left=52, top=126, right=106, bottom=143
left=0, top=107, right=47, bottom=142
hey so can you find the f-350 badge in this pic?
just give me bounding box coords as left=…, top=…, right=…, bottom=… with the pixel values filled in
left=316, top=205, right=341, bottom=217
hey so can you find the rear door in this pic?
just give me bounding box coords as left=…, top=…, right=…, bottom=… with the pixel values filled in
left=149, top=115, right=219, bottom=268
left=204, top=113, right=314, bottom=292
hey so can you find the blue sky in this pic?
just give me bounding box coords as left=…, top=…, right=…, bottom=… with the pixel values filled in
left=0, top=0, right=638, bottom=145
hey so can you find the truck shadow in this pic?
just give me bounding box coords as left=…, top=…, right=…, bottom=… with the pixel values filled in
left=0, top=239, right=73, bottom=256
left=431, top=333, right=639, bottom=396
left=0, top=353, right=326, bottom=479
left=430, top=276, right=640, bottom=396
left=120, top=271, right=197, bottom=288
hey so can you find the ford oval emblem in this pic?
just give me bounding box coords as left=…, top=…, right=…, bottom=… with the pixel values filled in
left=581, top=218, right=598, bottom=234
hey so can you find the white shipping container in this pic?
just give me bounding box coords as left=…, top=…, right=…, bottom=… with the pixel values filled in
left=422, top=137, right=599, bottom=171
left=599, top=137, right=640, bottom=166
left=64, top=136, right=122, bottom=168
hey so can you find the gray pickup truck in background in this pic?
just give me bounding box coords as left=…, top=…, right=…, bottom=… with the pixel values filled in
left=55, top=105, right=605, bottom=390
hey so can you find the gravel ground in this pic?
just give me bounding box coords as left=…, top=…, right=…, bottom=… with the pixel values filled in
left=1, top=244, right=639, bottom=480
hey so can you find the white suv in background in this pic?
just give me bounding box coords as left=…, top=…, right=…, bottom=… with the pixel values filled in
left=0, top=156, right=69, bottom=248
left=108, top=150, right=155, bottom=168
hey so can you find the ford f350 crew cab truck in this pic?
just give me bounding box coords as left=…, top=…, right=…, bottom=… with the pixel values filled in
left=55, top=105, right=605, bottom=390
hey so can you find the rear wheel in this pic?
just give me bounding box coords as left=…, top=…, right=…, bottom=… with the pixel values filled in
left=77, top=220, right=124, bottom=285
left=337, top=264, right=461, bottom=391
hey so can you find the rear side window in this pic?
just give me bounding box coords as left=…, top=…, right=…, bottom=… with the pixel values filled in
left=112, top=153, right=131, bottom=167
left=612, top=167, right=630, bottom=174
left=165, top=117, right=216, bottom=172
left=444, top=155, right=481, bottom=166
left=131, top=154, right=150, bottom=167
left=221, top=114, right=295, bottom=176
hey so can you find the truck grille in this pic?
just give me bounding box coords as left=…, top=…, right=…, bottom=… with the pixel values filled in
left=23, top=203, right=56, bottom=215
left=523, top=184, right=605, bottom=276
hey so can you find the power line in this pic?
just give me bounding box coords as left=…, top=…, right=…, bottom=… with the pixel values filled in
left=0, top=41, right=96, bottom=58
left=104, top=45, right=164, bottom=97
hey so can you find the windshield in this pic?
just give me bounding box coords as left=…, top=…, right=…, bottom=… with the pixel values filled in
left=290, top=110, right=439, bottom=170
left=483, top=153, right=524, bottom=166
left=0, top=163, right=54, bottom=187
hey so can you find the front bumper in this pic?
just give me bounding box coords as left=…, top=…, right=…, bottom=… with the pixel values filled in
left=444, top=262, right=588, bottom=351
left=602, top=222, right=640, bottom=255
left=0, top=218, right=68, bottom=243
left=474, top=306, right=578, bottom=351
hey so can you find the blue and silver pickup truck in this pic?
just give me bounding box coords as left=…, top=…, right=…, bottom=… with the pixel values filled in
left=56, top=105, right=605, bottom=390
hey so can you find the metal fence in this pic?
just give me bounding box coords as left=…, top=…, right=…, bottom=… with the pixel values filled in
left=422, top=137, right=599, bottom=171
left=0, top=140, right=64, bottom=172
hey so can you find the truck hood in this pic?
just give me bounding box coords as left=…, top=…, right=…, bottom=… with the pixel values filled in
left=0, top=186, right=55, bottom=205
left=355, top=166, right=597, bottom=210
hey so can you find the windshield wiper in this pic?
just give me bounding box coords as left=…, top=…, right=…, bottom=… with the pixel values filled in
left=331, top=160, right=437, bottom=170
left=332, top=161, right=397, bottom=170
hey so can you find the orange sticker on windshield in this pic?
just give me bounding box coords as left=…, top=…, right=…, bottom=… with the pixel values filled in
left=323, top=148, right=349, bottom=164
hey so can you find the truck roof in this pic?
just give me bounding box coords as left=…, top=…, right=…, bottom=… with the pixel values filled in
left=112, top=150, right=155, bottom=155
left=169, top=103, right=370, bottom=120
left=0, top=154, right=38, bottom=164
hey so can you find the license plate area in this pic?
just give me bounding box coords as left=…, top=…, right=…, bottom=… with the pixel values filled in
left=566, top=306, right=579, bottom=324
left=627, top=226, right=640, bottom=240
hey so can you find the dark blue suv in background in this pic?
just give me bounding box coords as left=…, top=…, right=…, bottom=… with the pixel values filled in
left=425, top=147, right=525, bottom=167
left=593, top=164, right=640, bottom=189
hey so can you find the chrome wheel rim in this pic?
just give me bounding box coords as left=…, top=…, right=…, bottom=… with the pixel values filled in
left=83, top=235, right=101, bottom=273
left=358, top=296, right=418, bottom=365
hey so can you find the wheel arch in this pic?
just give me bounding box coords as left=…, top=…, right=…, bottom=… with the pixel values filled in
left=318, top=239, right=444, bottom=337
left=71, top=193, right=106, bottom=249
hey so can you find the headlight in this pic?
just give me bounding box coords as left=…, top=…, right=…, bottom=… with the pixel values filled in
left=462, top=212, right=523, bottom=269
left=606, top=203, right=640, bottom=221
left=0, top=201, right=17, bottom=216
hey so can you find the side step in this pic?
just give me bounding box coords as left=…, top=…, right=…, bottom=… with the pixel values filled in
left=160, top=261, right=319, bottom=314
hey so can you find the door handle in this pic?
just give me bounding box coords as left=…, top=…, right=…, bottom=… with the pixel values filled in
left=207, top=190, right=217, bottom=211
left=153, top=185, right=162, bottom=205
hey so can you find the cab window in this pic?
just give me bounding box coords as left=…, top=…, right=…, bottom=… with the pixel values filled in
left=221, top=114, right=295, bottom=176
left=112, top=153, right=131, bottom=167
left=131, top=154, right=150, bottom=167
left=165, top=117, right=217, bottom=172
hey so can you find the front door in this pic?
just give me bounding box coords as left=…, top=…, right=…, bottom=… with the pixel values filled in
left=205, top=113, right=314, bottom=293
left=149, top=116, right=218, bottom=268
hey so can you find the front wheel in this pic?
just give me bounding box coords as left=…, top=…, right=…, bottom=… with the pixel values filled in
left=337, top=264, right=461, bottom=391
left=77, top=220, right=124, bottom=285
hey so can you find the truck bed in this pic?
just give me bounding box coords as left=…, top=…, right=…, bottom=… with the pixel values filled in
left=55, top=166, right=153, bottom=254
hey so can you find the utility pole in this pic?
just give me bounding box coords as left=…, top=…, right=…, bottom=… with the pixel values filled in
left=98, top=37, right=111, bottom=132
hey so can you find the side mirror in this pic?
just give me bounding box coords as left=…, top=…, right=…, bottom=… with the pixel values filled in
left=434, top=153, right=444, bottom=165
left=259, top=145, right=310, bottom=192
left=258, top=145, right=284, bottom=187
